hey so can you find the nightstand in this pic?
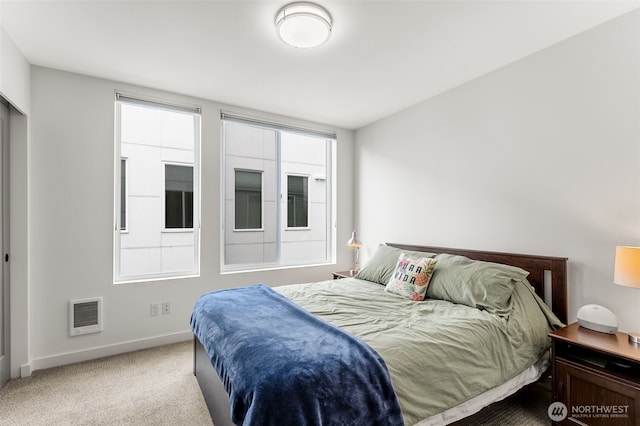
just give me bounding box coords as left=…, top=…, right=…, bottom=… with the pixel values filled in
left=332, top=270, right=357, bottom=280
left=549, top=322, right=640, bottom=425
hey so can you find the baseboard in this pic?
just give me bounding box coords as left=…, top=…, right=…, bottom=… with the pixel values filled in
left=30, top=330, right=193, bottom=374
left=20, top=363, right=32, bottom=378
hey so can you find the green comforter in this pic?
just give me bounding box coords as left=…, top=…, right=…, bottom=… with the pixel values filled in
left=275, top=277, right=562, bottom=425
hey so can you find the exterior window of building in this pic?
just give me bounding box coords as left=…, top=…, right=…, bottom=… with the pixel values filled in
left=120, top=158, right=127, bottom=231
left=287, top=175, right=308, bottom=228
left=165, top=164, right=194, bottom=229
left=222, top=115, right=335, bottom=270
left=235, top=170, right=262, bottom=230
left=114, top=95, right=201, bottom=283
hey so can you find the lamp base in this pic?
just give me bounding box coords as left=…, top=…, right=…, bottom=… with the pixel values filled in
left=629, top=332, right=640, bottom=344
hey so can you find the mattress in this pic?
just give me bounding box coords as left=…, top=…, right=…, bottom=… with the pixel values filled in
left=418, top=351, right=549, bottom=425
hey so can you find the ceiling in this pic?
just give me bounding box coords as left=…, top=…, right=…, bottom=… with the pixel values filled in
left=1, top=1, right=639, bottom=130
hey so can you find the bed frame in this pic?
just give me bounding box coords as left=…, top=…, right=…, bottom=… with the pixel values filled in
left=193, top=244, right=568, bottom=426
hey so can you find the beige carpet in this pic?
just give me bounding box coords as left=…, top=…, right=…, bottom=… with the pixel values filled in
left=0, top=341, right=212, bottom=426
left=0, top=340, right=550, bottom=425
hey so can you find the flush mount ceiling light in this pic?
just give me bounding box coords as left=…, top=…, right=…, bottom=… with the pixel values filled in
left=275, top=2, right=332, bottom=49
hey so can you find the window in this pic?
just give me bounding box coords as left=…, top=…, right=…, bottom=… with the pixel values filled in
left=120, top=158, right=127, bottom=231
left=114, top=95, right=201, bottom=283
left=287, top=175, right=308, bottom=228
left=222, top=115, right=335, bottom=270
left=235, top=170, right=262, bottom=230
left=165, top=164, right=193, bottom=229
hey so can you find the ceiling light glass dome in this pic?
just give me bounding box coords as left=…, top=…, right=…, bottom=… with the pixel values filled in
left=275, top=2, right=332, bottom=49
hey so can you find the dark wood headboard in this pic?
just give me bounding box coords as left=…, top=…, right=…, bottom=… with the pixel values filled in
left=386, top=243, right=568, bottom=324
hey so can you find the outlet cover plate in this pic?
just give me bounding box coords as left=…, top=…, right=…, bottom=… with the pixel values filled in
left=150, top=303, right=161, bottom=316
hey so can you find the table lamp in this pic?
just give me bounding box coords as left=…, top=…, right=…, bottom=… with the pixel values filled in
left=346, top=231, right=362, bottom=274
left=614, top=245, right=640, bottom=343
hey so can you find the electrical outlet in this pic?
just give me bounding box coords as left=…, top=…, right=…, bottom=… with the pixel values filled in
left=150, top=303, right=161, bottom=316
left=162, top=302, right=171, bottom=315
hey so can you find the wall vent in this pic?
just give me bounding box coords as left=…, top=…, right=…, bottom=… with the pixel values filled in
left=69, top=297, right=103, bottom=336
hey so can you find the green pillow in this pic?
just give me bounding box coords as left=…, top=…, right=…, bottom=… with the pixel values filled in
left=355, top=244, right=436, bottom=285
left=427, top=253, right=529, bottom=318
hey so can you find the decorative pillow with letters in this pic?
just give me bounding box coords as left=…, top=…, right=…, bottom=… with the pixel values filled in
left=385, top=254, right=438, bottom=301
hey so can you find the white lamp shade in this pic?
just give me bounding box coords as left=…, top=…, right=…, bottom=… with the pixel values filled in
left=614, top=246, right=640, bottom=288
left=275, top=2, right=332, bottom=48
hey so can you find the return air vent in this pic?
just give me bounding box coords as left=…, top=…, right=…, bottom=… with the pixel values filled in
left=69, top=297, right=103, bottom=336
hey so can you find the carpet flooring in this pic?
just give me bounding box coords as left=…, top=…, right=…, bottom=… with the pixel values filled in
left=0, top=341, right=212, bottom=426
left=0, top=340, right=550, bottom=425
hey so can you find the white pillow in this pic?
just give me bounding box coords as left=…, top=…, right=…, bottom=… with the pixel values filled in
left=385, top=254, right=438, bottom=301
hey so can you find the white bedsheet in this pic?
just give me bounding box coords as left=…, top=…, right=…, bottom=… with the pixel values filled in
left=418, top=351, right=550, bottom=425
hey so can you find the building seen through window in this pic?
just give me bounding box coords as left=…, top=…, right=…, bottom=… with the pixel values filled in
left=222, top=118, right=334, bottom=270
left=114, top=97, right=200, bottom=282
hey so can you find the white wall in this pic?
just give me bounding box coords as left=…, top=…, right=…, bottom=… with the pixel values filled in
left=355, top=10, right=640, bottom=330
left=0, top=24, right=31, bottom=378
left=0, top=26, right=30, bottom=113
left=29, top=66, right=354, bottom=370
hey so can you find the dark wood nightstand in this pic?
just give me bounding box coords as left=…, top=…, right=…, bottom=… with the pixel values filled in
left=549, top=322, right=640, bottom=425
left=332, top=270, right=357, bottom=280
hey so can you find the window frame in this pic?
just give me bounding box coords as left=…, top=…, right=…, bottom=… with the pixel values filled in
left=113, top=94, right=201, bottom=284
left=162, top=161, right=195, bottom=233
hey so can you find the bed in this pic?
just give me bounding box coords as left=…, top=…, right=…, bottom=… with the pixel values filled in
left=191, top=243, right=568, bottom=425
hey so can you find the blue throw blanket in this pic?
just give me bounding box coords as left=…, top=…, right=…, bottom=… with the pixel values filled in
left=191, top=284, right=403, bottom=426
